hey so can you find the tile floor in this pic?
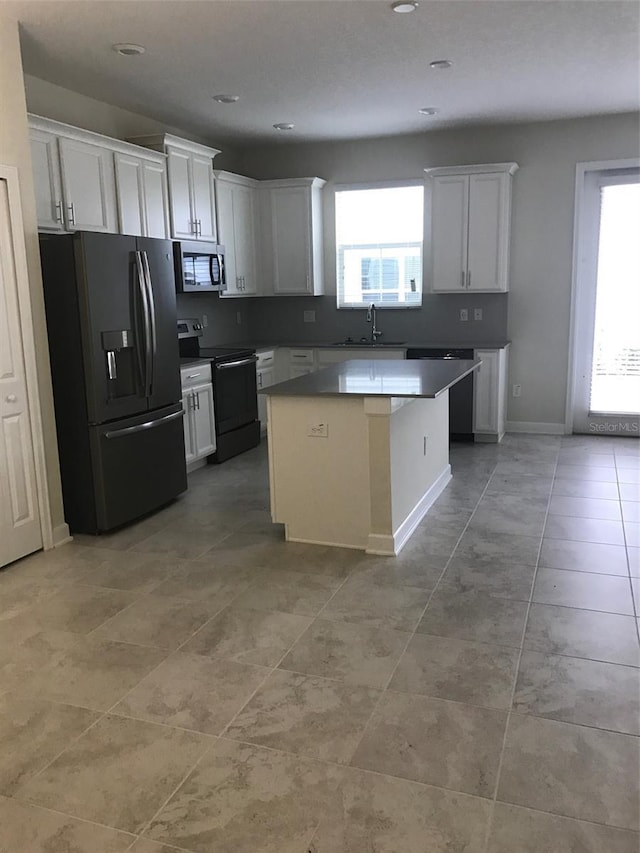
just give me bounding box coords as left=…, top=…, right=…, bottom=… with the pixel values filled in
left=0, top=433, right=639, bottom=852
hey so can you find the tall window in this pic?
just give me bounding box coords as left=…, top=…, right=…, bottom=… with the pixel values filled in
left=335, top=184, right=423, bottom=308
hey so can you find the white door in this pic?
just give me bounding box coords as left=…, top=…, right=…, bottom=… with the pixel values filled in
left=58, top=137, right=117, bottom=232
left=467, top=173, right=504, bottom=292
left=271, top=186, right=310, bottom=294
left=142, top=160, right=169, bottom=239
left=167, top=148, right=195, bottom=239
left=430, top=175, right=468, bottom=292
left=29, top=130, right=65, bottom=231
left=0, top=178, right=43, bottom=566
left=191, top=154, right=217, bottom=240
left=114, top=152, right=144, bottom=236
left=191, top=383, right=216, bottom=457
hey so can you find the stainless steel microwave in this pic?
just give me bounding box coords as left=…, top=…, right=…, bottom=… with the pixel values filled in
left=173, top=240, right=226, bottom=293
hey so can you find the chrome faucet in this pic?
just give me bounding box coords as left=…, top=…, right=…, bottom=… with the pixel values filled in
left=367, top=303, right=383, bottom=343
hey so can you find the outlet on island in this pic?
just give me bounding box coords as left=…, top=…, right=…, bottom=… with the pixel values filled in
left=307, top=422, right=328, bottom=438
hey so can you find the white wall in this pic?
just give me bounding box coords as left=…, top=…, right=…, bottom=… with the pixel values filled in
left=0, top=18, right=66, bottom=537
left=236, top=114, right=640, bottom=428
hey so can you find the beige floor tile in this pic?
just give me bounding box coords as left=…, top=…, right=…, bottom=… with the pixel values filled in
left=439, top=561, right=535, bottom=601
left=452, top=530, right=541, bottom=568
left=389, top=634, right=519, bottom=709
left=319, top=577, right=431, bottom=631
left=351, top=691, right=507, bottom=796
left=524, top=603, right=640, bottom=667
left=25, top=584, right=140, bottom=634
left=113, top=653, right=269, bottom=734
left=513, top=651, right=640, bottom=734
left=0, top=694, right=98, bottom=794
left=498, top=714, right=640, bottom=829
left=347, top=554, right=443, bottom=589
left=152, top=561, right=257, bottom=604
left=180, top=606, right=312, bottom=666
left=92, top=594, right=214, bottom=650
left=130, top=527, right=231, bottom=560
left=225, top=669, right=380, bottom=764
left=487, top=802, right=640, bottom=853
left=24, top=631, right=168, bottom=710
left=544, top=515, right=625, bottom=546
left=0, top=795, right=135, bottom=852
left=18, top=714, right=211, bottom=834
left=311, top=768, right=491, bottom=853
left=539, top=538, right=629, bottom=575
left=145, top=739, right=344, bottom=853
left=279, top=619, right=410, bottom=688
left=532, top=567, right=634, bottom=614
left=64, top=552, right=180, bottom=593
left=417, top=589, right=528, bottom=647
left=232, top=569, right=339, bottom=616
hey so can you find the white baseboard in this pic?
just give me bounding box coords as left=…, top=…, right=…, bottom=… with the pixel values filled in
left=367, top=465, right=452, bottom=556
left=51, top=522, right=72, bottom=548
left=506, top=421, right=566, bottom=435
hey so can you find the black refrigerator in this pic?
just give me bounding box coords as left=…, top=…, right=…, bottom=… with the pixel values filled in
left=40, top=231, right=187, bottom=534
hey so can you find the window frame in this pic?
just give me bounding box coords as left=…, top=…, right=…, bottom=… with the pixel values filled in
left=334, top=179, right=425, bottom=310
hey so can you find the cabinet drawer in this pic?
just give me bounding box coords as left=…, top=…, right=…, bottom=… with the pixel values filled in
left=289, top=349, right=315, bottom=365
left=256, top=349, right=276, bottom=368
left=180, top=363, right=211, bottom=390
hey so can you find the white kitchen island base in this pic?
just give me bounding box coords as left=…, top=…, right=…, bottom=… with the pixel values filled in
left=266, top=391, right=451, bottom=556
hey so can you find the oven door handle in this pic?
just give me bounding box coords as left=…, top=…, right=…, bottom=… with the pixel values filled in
left=216, top=355, right=259, bottom=370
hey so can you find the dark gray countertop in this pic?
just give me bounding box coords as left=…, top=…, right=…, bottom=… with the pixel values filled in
left=261, top=358, right=481, bottom=399
left=236, top=340, right=510, bottom=351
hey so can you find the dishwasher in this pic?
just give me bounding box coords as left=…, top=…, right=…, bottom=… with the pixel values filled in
left=407, top=348, right=475, bottom=441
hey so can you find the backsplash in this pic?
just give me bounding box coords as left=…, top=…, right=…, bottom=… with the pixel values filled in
left=177, top=292, right=508, bottom=346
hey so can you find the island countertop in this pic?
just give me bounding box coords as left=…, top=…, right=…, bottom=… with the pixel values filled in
left=261, top=358, right=481, bottom=399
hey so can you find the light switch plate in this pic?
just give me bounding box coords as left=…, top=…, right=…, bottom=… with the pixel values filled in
left=304, top=310, right=316, bottom=323
left=474, top=308, right=483, bottom=321
left=459, top=308, right=469, bottom=321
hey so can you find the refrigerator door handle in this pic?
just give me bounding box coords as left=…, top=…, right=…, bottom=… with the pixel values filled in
left=104, top=408, right=184, bottom=439
left=140, top=250, right=157, bottom=393
left=134, top=250, right=153, bottom=397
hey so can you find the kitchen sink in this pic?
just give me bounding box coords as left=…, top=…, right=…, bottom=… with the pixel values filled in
left=331, top=340, right=407, bottom=347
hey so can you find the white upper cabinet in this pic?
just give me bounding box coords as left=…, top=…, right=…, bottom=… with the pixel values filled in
left=113, top=151, right=169, bottom=238
left=215, top=171, right=259, bottom=297
left=425, top=163, right=518, bottom=293
left=130, top=134, right=221, bottom=241
left=260, top=178, right=326, bottom=296
left=29, top=115, right=169, bottom=238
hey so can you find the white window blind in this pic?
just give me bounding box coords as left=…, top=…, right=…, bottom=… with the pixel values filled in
left=589, top=179, right=640, bottom=416
left=335, top=184, right=423, bottom=308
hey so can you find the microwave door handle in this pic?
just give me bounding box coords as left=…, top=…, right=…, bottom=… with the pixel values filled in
left=215, top=253, right=226, bottom=291
left=135, top=250, right=152, bottom=397
left=141, top=251, right=157, bottom=391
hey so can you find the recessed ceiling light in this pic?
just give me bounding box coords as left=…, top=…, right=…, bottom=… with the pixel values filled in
left=273, top=123, right=295, bottom=131
left=430, top=59, right=452, bottom=70
left=212, top=94, right=239, bottom=104
left=391, top=1, right=418, bottom=11
left=418, top=107, right=439, bottom=116
left=112, top=43, right=145, bottom=56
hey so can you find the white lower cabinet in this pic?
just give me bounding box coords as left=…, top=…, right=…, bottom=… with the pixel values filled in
left=181, top=365, right=216, bottom=469
left=256, top=349, right=277, bottom=432
left=473, top=346, right=509, bottom=442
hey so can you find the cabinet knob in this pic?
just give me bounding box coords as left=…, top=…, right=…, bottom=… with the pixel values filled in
left=5, top=394, right=17, bottom=403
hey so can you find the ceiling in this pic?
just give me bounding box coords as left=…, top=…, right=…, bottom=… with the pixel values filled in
left=5, top=0, right=640, bottom=146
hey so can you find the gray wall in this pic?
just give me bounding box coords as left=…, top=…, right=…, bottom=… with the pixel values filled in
left=236, top=113, right=640, bottom=428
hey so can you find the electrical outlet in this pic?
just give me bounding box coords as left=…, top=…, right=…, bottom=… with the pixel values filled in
left=459, top=308, right=469, bottom=321
left=236, top=311, right=242, bottom=325
left=307, top=422, right=328, bottom=438
left=303, top=310, right=316, bottom=323
left=473, top=308, right=483, bottom=321
left=202, top=314, right=208, bottom=328
left=513, top=384, right=522, bottom=397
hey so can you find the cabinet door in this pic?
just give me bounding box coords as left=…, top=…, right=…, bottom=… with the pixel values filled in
left=256, top=365, right=275, bottom=429
left=29, top=130, right=65, bottom=231
left=233, top=184, right=257, bottom=294
left=430, top=175, right=468, bottom=292
left=467, top=173, right=507, bottom=292
left=271, top=186, right=311, bottom=294
left=114, top=152, right=144, bottom=236
left=216, top=180, right=240, bottom=295
left=473, top=349, right=501, bottom=434
left=167, top=148, right=195, bottom=239
left=182, top=392, right=196, bottom=464
left=191, top=382, right=216, bottom=458
left=142, top=159, right=169, bottom=239
left=58, top=137, right=117, bottom=233
left=191, top=154, right=217, bottom=241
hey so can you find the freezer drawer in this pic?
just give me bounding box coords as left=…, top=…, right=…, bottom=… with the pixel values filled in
left=88, top=403, right=187, bottom=532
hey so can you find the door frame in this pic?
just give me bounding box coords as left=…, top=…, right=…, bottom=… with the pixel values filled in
left=0, top=163, right=56, bottom=550
left=565, top=157, right=640, bottom=434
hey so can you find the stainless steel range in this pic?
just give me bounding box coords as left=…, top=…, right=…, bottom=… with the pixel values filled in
left=178, top=319, right=260, bottom=462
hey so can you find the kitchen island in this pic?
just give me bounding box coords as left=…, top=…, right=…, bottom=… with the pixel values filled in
left=262, top=358, right=481, bottom=556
